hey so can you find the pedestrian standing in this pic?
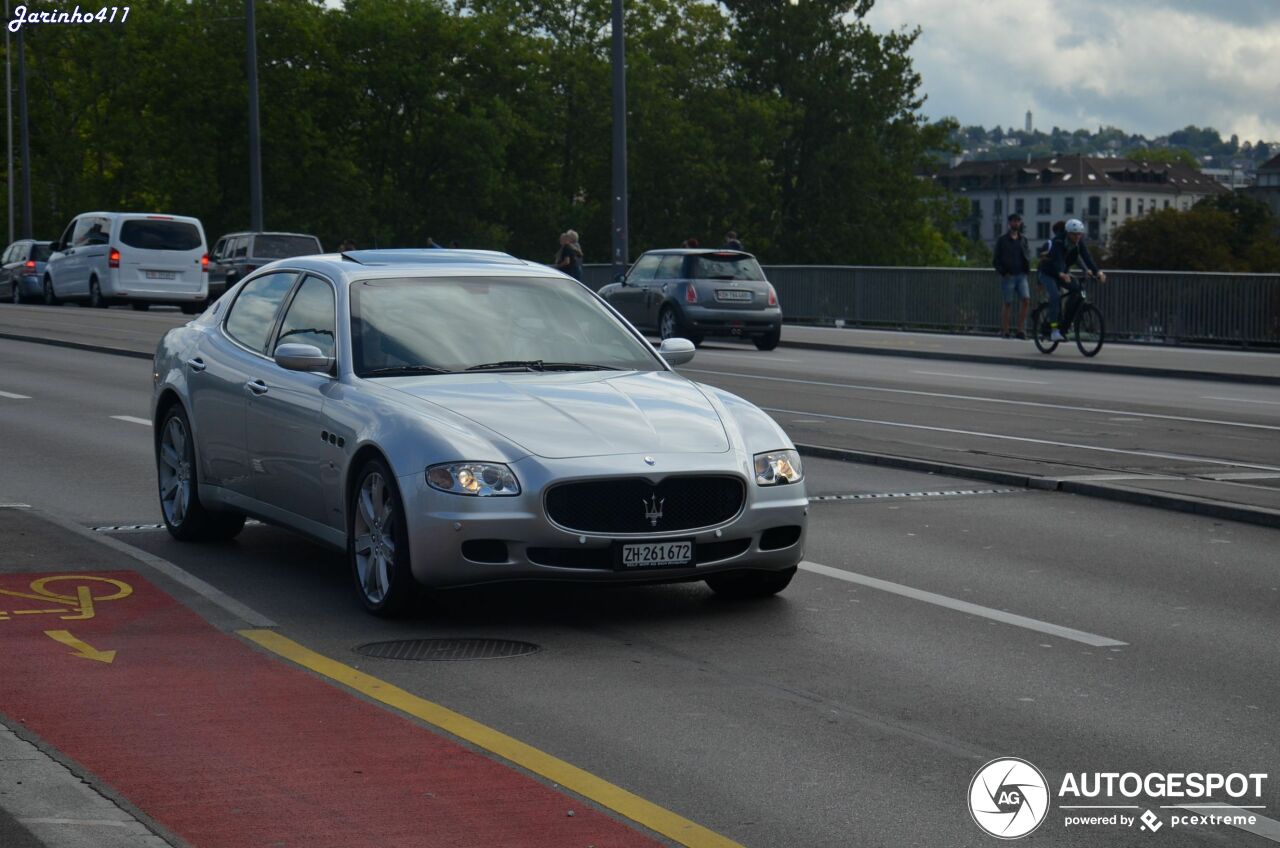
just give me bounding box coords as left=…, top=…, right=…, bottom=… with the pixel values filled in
left=993, top=213, right=1032, bottom=339
left=555, top=230, right=583, bottom=281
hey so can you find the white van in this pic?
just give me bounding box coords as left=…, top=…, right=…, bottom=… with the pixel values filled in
left=45, top=212, right=209, bottom=312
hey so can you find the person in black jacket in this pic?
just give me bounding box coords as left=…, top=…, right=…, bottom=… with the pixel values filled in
left=993, top=213, right=1032, bottom=338
left=1036, top=218, right=1106, bottom=341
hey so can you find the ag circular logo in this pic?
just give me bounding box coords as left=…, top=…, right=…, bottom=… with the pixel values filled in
left=968, top=758, right=1050, bottom=839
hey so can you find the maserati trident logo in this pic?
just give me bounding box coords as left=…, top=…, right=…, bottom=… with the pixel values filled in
left=642, top=493, right=664, bottom=527
left=644, top=455, right=656, bottom=466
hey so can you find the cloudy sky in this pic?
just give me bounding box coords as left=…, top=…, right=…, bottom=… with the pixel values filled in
left=862, top=0, right=1280, bottom=142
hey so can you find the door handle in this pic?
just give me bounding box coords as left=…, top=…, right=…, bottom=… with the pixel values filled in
left=246, top=379, right=269, bottom=396
left=186, top=357, right=206, bottom=372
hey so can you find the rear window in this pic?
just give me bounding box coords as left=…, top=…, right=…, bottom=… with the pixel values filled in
left=253, top=234, right=321, bottom=259
left=30, top=243, right=52, bottom=261
left=690, top=253, right=764, bottom=281
left=119, top=220, right=203, bottom=251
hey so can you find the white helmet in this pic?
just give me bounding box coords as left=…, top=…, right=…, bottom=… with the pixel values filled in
left=1065, top=218, right=1085, bottom=234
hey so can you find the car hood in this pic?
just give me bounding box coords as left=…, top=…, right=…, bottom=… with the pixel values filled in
left=382, top=370, right=731, bottom=459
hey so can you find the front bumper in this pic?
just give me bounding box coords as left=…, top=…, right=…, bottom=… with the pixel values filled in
left=397, top=451, right=808, bottom=589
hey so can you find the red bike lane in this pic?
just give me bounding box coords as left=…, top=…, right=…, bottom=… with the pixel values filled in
left=0, top=568, right=665, bottom=848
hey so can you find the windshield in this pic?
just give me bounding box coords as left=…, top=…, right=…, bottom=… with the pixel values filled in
left=350, top=276, right=662, bottom=377
left=119, top=220, right=203, bottom=251
left=690, top=253, right=765, bottom=281
left=254, top=234, right=321, bottom=258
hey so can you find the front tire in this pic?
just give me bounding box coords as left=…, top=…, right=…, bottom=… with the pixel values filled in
left=349, top=458, right=417, bottom=616
left=1074, top=304, right=1104, bottom=358
left=156, top=405, right=246, bottom=542
left=706, top=566, right=796, bottom=599
left=43, top=277, right=60, bottom=305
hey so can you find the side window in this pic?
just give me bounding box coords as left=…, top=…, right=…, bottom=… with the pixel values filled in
left=232, top=237, right=248, bottom=259
left=224, top=272, right=297, bottom=353
left=73, top=216, right=110, bottom=246
left=626, top=254, right=661, bottom=283
left=273, top=276, right=336, bottom=359
left=210, top=238, right=227, bottom=261
left=655, top=255, right=684, bottom=279
left=1, top=245, right=14, bottom=264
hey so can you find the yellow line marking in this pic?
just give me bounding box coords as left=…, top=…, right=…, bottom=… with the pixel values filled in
left=44, top=630, right=117, bottom=663
left=239, top=629, right=743, bottom=848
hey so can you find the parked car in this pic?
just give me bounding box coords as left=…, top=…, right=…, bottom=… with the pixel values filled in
left=44, top=212, right=208, bottom=312
left=598, top=248, right=783, bottom=350
left=151, top=249, right=807, bottom=615
left=0, top=239, right=53, bottom=304
left=208, top=231, right=323, bottom=300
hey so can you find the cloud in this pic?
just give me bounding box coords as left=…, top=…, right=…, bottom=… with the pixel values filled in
left=862, top=0, right=1280, bottom=141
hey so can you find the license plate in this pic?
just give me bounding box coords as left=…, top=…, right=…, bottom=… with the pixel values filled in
left=617, top=540, right=694, bottom=569
left=145, top=271, right=176, bottom=280
left=716, top=289, right=752, bottom=302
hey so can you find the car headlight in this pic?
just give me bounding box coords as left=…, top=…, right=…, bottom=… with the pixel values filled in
left=426, top=462, right=521, bottom=496
left=754, top=450, right=803, bottom=486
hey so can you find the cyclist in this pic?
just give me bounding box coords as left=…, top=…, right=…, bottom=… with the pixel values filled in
left=1036, top=218, right=1105, bottom=341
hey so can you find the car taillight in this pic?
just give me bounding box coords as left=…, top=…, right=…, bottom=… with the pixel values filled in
left=108, top=247, right=120, bottom=268
left=201, top=253, right=209, bottom=271
left=24, top=260, right=35, bottom=271
left=767, top=284, right=778, bottom=306
left=685, top=283, right=698, bottom=304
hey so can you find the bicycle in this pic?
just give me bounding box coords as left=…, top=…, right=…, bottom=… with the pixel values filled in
left=1030, top=273, right=1105, bottom=357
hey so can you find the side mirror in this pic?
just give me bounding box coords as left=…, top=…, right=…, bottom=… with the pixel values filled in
left=658, top=337, right=695, bottom=366
left=274, top=343, right=334, bottom=373
left=615, top=274, right=626, bottom=285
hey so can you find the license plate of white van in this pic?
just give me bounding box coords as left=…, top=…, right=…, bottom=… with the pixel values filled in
left=145, top=271, right=176, bottom=280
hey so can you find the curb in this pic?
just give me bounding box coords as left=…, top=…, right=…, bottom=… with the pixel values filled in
left=778, top=339, right=1280, bottom=386
left=795, top=443, right=1280, bottom=530
left=0, top=331, right=152, bottom=360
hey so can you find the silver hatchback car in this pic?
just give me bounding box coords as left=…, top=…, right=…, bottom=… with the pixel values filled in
left=151, top=250, right=808, bottom=615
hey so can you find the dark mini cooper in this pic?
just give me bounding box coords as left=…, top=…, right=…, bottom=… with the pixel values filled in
left=598, top=249, right=783, bottom=350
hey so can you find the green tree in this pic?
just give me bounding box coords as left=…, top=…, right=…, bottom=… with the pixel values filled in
left=1122, top=147, right=1200, bottom=170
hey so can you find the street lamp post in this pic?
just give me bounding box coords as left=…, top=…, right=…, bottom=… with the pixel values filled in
left=6, top=0, right=14, bottom=244
left=16, top=25, right=32, bottom=239
left=246, top=0, right=263, bottom=231
left=610, top=0, right=628, bottom=279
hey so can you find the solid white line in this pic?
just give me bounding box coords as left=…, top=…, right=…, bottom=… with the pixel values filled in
left=110, top=415, right=152, bottom=426
left=1172, top=804, right=1280, bottom=842
left=0, top=389, right=31, bottom=399
left=19, top=818, right=134, bottom=828
left=912, top=370, right=1048, bottom=385
left=687, top=368, right=1280, bottom=432
left=767, top=406, right=1280, bottom=473
left=1202, top=396, right=1280, bottom=406
left=798, top=560, right=1128, bottom=647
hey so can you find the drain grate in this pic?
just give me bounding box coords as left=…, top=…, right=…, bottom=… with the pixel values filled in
left=354, top=638, right=541, bottom=662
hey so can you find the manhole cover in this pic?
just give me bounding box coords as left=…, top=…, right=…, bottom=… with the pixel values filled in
left=354, top=638, right=541, bottom=661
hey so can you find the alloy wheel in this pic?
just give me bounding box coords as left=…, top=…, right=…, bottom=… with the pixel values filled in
left=158, top=415, right=192, bottom=527
left=352, top=471, right=398, bottom=605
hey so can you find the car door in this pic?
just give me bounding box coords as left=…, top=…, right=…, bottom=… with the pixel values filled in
left=50, top=218, right=85, bottom=297
left=612, top=254, right=659, bottom=325
left=73, top=214, right=111, bottom=296
left=189, top=271, right=298, bottom=495
left=648, top=254, right=686, bottom=326
left=0, top=244, right=14, bottom=297
left=246, top=274, right=338, bottom=526
left=208, top=237, right=228, bottom=291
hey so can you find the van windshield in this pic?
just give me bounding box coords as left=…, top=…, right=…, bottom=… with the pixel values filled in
left=254, top=234, right=321, bottom=258
left=119, top=220, right=203, bottom=251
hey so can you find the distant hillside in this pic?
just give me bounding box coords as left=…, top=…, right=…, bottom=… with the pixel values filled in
left=943, top=124, right=1273, bottom=170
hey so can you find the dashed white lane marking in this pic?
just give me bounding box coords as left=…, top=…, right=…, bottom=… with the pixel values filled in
left=798, top=560, right=1128, bottom=648
left=767, top=406, right=1280, bottom=473
left=1202, top=396, right=1280, bottom=407
left=0, top=390, right=31, bottom=399
left=687, top=368, right=1280, bottom=432
left=912, top=370, right=1048, bottom=385
left=111, top=415, right=151, bottom=426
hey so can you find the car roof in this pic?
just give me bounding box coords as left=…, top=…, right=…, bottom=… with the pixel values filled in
left=637, top=248, right=755, bottom=258
left=77, top=212, right=203, bottom=224
left=218, top=231, right=320, bottom=239
left=258, top=250, right=566, bottom=285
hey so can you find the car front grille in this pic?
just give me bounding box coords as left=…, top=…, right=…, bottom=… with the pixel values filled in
left=544, top=476, right=745, bottom=534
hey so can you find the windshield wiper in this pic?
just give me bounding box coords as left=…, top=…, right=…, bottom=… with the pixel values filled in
left=361, top=365, right=454, bottom=377
left=539, top=362, right=622, bottom=371
left=465, top=360, right=545, bottom=372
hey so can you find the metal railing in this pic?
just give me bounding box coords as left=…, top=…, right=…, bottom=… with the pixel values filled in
left=581, top=264, right=1280, bottom=347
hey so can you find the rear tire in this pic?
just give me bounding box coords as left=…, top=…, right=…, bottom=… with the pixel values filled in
left=1074, top=304, right=1104, bottom=358
left=43, top=277, right=60, bottom=305
left=89, top=277, right=107, bottom=308
left=156, top=404, right=246, bottom=542
left=131, top=302, right=151, bottom=311
left=349, top=458, right=418, bottom=616
left=706, top=566, right=796, bottom=599
left=1030, top=304, right=1058, bottom=354
left=754, top=326, right=781, bottom=351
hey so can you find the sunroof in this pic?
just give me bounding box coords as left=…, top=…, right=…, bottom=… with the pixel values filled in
left=342, top=249, right=524, bottom=266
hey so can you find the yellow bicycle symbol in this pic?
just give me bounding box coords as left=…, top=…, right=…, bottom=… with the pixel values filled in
left=0, top=575, right=133, bottom=621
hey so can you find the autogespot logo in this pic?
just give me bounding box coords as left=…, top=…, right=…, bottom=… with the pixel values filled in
left=969, top=758, right=1051, bottom=839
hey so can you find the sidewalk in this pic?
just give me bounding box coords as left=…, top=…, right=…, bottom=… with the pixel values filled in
left=779, top=325, right=1280, bottom=384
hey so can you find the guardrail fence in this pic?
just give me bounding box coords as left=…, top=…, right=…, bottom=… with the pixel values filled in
left=582, top=264, right=1280, bottom=347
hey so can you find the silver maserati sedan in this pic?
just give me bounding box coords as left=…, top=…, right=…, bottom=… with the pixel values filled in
left=151, top=250, right=808, bottom=615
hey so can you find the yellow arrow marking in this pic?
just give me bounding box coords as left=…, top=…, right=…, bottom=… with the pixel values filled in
left=44, top=630, right=116, bottom=664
